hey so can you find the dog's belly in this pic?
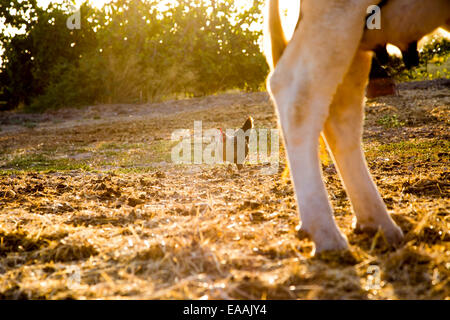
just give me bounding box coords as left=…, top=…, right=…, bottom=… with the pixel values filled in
left=360, top=0, right=450, bottom=52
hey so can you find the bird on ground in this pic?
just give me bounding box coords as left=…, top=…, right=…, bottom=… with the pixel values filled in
left=218, top=116, right=254, bottom=170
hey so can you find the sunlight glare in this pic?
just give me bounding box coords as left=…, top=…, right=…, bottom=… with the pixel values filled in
left=278, top=0, right=300, bottom=40
left=35, top=0, right=301, bottom=36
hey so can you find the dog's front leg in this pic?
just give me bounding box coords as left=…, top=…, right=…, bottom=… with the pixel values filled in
left=268, top=0, right=374, bottom=254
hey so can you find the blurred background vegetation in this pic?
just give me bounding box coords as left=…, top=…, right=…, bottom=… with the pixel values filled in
left=0, top=0, right=449, bottom=112
left=386, top=36, right=450, bottom=82
left=0, top=0, right=268, bottom=111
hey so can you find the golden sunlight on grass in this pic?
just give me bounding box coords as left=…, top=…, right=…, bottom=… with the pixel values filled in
left=1, top=84, right=449, bottom=299
left=2, top=0, right=449, bottom=302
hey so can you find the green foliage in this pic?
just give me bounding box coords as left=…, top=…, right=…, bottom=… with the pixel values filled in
left=387, top=36, right=450, bottom=82
left=0, top=0, right=269, bottom=111
left=0, top=1, right=99, bottom=110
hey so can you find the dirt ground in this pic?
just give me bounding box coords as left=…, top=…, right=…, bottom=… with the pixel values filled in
left=0, top=80, right=449, bottom=300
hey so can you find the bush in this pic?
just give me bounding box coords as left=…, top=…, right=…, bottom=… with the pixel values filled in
left=0, top=0, right=269, bottom=111
left=387, top=35, right=450, bottom=82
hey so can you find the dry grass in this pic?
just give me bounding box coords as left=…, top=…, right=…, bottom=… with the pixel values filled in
left=0, top=85, right=449, bottom=300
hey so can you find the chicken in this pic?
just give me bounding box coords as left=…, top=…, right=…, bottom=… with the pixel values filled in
left=219, top=116, right=254, bottom=170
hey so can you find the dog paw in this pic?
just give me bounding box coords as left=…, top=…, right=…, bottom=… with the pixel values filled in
left=354, top=217, right=404, bottom=247
left=298, top=224, right=349, bottom=255
left=314, top=231, right=349, bottom=254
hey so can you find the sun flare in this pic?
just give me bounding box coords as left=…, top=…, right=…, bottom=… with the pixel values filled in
left=36, top=0, right=301, bottom=37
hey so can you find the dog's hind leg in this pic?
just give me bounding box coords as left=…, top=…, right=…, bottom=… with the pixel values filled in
left=323, top=50, right=403, bottom=245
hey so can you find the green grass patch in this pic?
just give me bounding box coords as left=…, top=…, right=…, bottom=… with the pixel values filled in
left=22, top=121, right=37, bottom=129
left=3, top=154, right=92, bottom=172
left=100, top=150, right=122, bottom=157
left=85, top=140, right=176, bottom=168
left=148, top=140, right=178, bottom=163
left=110, top=167, right=162, bottom=174
left=366, top=140, right=450, bottom=162
left=376, top=114, right=405, bottom=129
left=96, top=141, right=145, bottom=151
left=396, top=59, right=450, bottom=82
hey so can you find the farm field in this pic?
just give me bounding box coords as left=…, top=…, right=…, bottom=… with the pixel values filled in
left=0, top=80, right=449, bottom=299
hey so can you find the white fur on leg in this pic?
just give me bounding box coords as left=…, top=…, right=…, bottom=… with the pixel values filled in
left=287, top=136, right=349, bottom=254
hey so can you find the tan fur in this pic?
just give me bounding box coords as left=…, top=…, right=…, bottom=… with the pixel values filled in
left=266, top=0, right=287, bottom=68
left=264, top=0, right=448, bottom=254
left=360, top=0, right=450, bottom=51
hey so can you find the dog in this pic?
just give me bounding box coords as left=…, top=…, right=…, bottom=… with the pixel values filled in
left=265, top=0, right=450, bottom=254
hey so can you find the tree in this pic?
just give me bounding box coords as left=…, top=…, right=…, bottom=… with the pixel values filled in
left=0, top=0, right=269, bottom=111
